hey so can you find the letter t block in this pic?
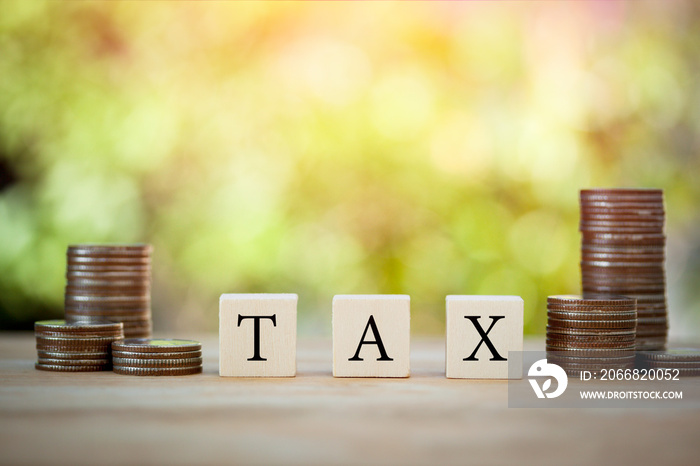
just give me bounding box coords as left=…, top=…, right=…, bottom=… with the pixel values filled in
left=446, top=295, right=523, bottom=379
left=332, top=295, right=410, bottom=378
left=219, top=293, right=297, bottom=377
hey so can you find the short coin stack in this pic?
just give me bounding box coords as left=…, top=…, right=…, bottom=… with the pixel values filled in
left=35, top=319, right=124, bottom=372
left=64, top=244, right=153, bottom=338
left=579, top=188, right=668, bottom=350
left=636, top=349, right=700, bottom=377
left=546, top=295, right=637, bottom=375
left=112, top=339, right=203, bottom=376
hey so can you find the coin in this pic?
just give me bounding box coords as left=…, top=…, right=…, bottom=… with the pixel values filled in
left=546, top=346, right=635, bottom=355
left=547, top=353, right=636, bottom=364
left=637, top=361, right=700, bottom=376
left=545, top=346, right=636, bottom=354
left=65, top=313, right=152, bottom=322
left=35, top=319, right=123, bottom=332
left=635, top=330, right=668, bottom=339
left=116, top=323, right=153, bottom=335
left=119, top=319, right=153, bottom=327
left=582, top=286, right=665, bottom=295
left=65, top=295, right=150, bottom=303
left=547, top=295, right=635, bottom=306
left=581, top=254, right=665, bottom=263
left=37, top=358, right=111, bottom=366
left=111, top=350, right=202, bottom=360
left=68, top=243, right=152, bottom=253
left=546, top=308, right=637, bottom=318
left=580, top=262, right=665, bottom=271
left=112, top=357, right=203, bottom=368
left=635, top=336, right=667, bottom=350
left=579, top=213, right=665, bottom=221
left=35, top=331, right=123, bottom=340
left=636, top=349, right=700, bottom=362
left=546, top=333, right=636, bottom=344
left=580, top=281, right=665, bottom=290
left=546, top=341, right=636, bottom=351
left=65, top=278, right=151, bottom=288
left=581, top=233, right=666, bottom=245
left=546, top=326, right=635, bottom=336
left=64, top=305, right=152, bottom=314
left=125, top=331, right=153, bottom=338
left=35, top=321, right=124, bottom=332
left=66, top=267, right=151, bottom=275
left=547, top=318, right=636, bottom=335
left=546, top=318, right=637, bottom=329
left=640, top=360, right=700, bottom=369
left=636, top=316, right=668, bottom=324
left=548, top=361, right=635, bottom=372
left=112, top=366, right=203, bottom=376
left=112, top=339, right=202, bottom=353
left=579, top=196, right=664, bottom=204
left=35, top=343, right=113, bottom=353
left=37, top=350, right=110, bottom=359
left=35, top=337, right=122, bottom=349
left=656, top=369, right=700, bottom=377
left=580, top=273, right=665, bottom=282
left=66, top=256, right=150, bottom=263
left=579, top=225, right=664, bottom=234
left=65, top=283, right=151, bottom=293
left=65, top=270, right=151, bottom=278
left=549, top=313, right=638, bottom=322
left=35, top=334, right=122, bottom=342
left=623, top=294, right=666, bottom=303
left=35, top=363, right=111, bottom=372
left=636, top=312, right=668, bottom=320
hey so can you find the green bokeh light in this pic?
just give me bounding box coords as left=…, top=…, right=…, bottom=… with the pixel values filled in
left=1, top=1, right=698, bottom=336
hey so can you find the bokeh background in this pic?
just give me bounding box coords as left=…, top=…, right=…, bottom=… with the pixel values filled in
left=0, top=1, right=698, bottom=337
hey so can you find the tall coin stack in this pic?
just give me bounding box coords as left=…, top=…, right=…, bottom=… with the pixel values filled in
left=64, top=244, right=153, bottom=338
left=35, top=319, right=124, bottom=372
left=579, top=188, right=667, bottom=350
left=546, top=295, right=637, bottom=375
left=112, top=339, right=203, bottom=376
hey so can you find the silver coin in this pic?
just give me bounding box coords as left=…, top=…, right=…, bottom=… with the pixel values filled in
left=112, top=357, right=203, bottom=367
left=112, top=366, right=203, bottom=376
left=35, top=363, right=110, bottom=372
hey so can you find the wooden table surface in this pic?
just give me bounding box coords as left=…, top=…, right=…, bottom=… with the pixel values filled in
left=1, top=332, right=700, bottom=465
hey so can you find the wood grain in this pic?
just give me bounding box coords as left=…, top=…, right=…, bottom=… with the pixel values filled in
left=1, top=333, right=700, bottom=465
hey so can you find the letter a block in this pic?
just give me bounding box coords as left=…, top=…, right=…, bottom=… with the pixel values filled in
left=445, top=295, right=523, bottom=379
left=219, top=293, right=297, bottom=377
left=332, top=295, right=410, bottom=378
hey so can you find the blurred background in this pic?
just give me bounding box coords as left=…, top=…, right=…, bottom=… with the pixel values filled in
left=0, top=1, right=698, bottom=337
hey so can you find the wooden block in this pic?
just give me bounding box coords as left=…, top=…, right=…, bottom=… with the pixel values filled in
left=332, top=295, right=410, bottom=378
left=445, top=295, right=523, bottom=379
left=219, top=293, right=297, bottom=377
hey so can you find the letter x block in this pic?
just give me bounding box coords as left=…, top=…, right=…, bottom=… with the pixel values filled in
left=219, top=293, right=297, bottom=377
left=445, top=295, right=523, bottom=379
left=332, top=295, right=410, bottom=378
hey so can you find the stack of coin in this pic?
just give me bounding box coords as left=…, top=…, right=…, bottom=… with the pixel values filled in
left=636, top=349, right=700, bottom=377
left=579, top=188, right=667, bottom=350
left=546, top=295, right=637, bottom=376
left=35, top=319, right=124, bottom=372
left=111, top=339, right=203, bottom=376
left=64, top=244, right=153, bottom=338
